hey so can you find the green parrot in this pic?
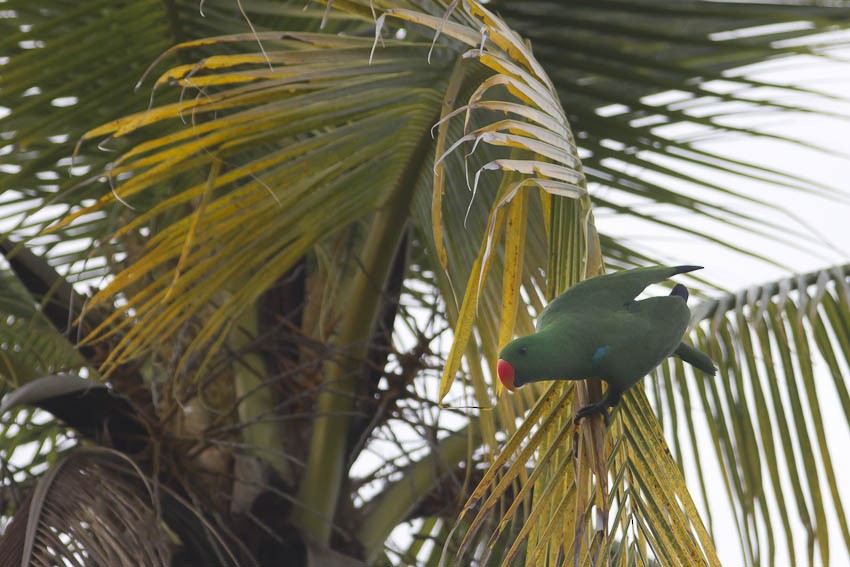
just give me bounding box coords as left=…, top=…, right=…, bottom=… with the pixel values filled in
left=497, top=265, right=715, bottom=421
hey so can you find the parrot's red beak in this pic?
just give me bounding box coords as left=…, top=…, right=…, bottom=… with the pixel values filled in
left=497, top=359, right=516, bottom=392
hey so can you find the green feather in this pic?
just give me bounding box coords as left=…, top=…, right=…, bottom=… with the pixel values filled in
left=535, top=265, right=702, bottom=331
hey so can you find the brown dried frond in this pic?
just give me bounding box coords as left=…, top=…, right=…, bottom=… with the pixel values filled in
left=0, top=449, right=172, bottom=566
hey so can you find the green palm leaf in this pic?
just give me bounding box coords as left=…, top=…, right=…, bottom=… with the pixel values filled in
left=654, top=264, right=850, bottom=566
left=0, top=263, right=87, bottom=386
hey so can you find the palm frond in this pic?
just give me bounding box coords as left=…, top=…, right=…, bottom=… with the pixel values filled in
left=492, top=0, right=850, bottom=269
left=0, top=0, right=370, bottom=275
left=0, top=446, right=242, bottom=566
left=0, top=263, right=88, bottom=386
left=0, top=449, right=172, bottom=566
left=0, top=374, right=148, bottom=455
left=0, top=402, right=72, bottom=518
left=59, top=32, right=462, bottom=376
left=0, top=0, right=176, bottom=259
left=655, top=263, right=850, bottom=566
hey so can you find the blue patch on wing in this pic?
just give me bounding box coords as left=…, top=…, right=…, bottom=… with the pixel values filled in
left=592, top=345, right=612, bottom=369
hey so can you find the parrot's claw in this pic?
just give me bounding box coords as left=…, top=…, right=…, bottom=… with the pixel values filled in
left=572, top=401, right=611, bottom=459
left=573, top=389, right=621, bottom=427
left=573, top=401, right=612, bottom=427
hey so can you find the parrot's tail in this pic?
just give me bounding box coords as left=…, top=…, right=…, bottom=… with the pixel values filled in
left=674, top=342, right=716, bottom=376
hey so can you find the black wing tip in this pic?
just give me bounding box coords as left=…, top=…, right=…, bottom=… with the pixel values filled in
left=673, top=265, right=703, bottom=275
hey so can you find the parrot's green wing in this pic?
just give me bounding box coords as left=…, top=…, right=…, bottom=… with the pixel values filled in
left=536, top=265, right=702, bottom=331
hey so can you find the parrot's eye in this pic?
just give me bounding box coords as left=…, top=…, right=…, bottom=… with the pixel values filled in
left=519, top=346, right=528, bottom=355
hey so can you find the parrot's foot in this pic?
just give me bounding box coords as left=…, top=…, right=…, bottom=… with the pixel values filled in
left=573, top=389, right=622, bottom=427
left=574, top=401, right=613, bottom=427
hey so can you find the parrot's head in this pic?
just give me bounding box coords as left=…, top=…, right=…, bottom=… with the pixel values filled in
left=497, top=334, right=556, bottom=392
